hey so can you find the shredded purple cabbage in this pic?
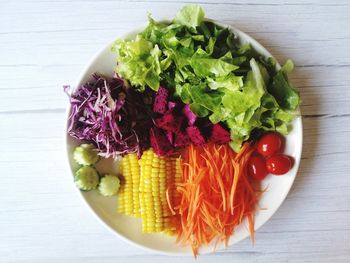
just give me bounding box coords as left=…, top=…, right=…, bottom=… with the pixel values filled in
left=65, top=74, right=154, bottom=158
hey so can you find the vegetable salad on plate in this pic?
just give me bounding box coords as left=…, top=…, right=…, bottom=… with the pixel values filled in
left=65, top=4, right=300, bottom=257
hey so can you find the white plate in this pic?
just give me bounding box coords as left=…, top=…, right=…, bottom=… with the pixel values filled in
left=65, top=22, right=303, bottom=255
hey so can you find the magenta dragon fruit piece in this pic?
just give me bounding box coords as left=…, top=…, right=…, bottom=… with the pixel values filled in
left=155, top=109, right=185, bottom=135
left=168, top=101, right=177, bottom=110
left=166, top=131, right=174, bottom=145
left=174, top=131, right=191, bottom=147
left=150, top=127, right=174, bottom=156
left=153, top=86, right=169, bottom=114
left=211, top=123, right=231, bottom=144
left=186, top=126, right=206, bottom=146
left=182, top=104, right=197, bottom=126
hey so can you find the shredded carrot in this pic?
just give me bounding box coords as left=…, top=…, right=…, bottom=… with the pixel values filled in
left=168, top=142, right=260, bottom=257
left=166, top=188, right=176, bottom=215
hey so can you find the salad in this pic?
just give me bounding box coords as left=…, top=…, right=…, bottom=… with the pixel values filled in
left=65, top=5, right=300, bottom=256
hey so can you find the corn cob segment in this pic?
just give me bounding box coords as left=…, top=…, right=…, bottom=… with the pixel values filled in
left=118, top=148, right=181, bottom=234
left=117, top=153, right=140, bottom=217
left=130, top=153, right=141, bottom=217
left=139, top=149, right=161, bottom=232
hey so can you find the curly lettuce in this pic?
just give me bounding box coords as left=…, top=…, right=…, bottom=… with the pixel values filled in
left=112, top=4, right=300, bottom=151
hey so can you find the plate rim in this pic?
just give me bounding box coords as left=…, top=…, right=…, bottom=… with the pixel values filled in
left=64, top=20, right=303, bottom=256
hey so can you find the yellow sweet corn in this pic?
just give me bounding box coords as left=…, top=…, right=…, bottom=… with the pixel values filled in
left=118, top=148, right=181, bottom=234
left=163, top=157, right=181, bottom=235
left=117, top=153, right=140, bottom=217
left=130, top=153, right=141, bottom=217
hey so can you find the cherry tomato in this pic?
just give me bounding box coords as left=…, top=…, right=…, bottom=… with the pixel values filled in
left=266, top=154, right=293, bottom=175
left=248, top=155, right=268, bottom=181
left=257, top=132, right=284, bottom=157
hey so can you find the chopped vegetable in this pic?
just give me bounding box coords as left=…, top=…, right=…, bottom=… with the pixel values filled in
left=98, top=175, right=120, bottom=196
left=153, top=86, right=169, bottom=114
left=169, top=143, right=259, bottom=257
left=118, top=153, right=141, bottom=216
left=112, top=4, right=300, bottom=152
left=173, top=4, right=204, bottom=29
left=155, top=108, right=185, bottom=135
left=118, top=149, right=180, bottom=233
left=73, top=144, right=99, bottom=165
left=186, top=126, right=206, bottom=146
left=174, top=131, right=190, bottom=147
left=74, top=166, right=99, bottom=191
left=138, top=148, right=179, bottom=233
left=65, top=74, right=154, bottom=158
left=150, top=127, right=175, bottom=156
left=182, top=104, right=197, bottom=126
left=151, top=85, right=241, bottom=155
left=269, top=60, right=300, bottom=111
left=210, top=123, right=231, bottom=144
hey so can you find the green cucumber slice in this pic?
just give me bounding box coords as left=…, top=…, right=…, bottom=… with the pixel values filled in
left=73, top=144, right=99, bottom=166
left=74, top=166, right=99, bottom=191
left=98, top=175, right=120, bottom=196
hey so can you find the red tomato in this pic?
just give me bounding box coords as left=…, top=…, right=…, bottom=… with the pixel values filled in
left=266, top=154, right=293, bottom=175
left=248, top=155, right=268, bottom=181
left=257, top=132, right=284, bottom=157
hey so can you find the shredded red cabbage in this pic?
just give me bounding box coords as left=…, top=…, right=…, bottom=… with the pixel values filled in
left=65, top=74, right=154, bottom=158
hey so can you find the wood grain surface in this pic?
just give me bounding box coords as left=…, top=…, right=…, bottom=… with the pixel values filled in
left=0, top=0, right=349, bottom=262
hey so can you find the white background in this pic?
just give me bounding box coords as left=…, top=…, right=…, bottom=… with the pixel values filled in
left=0, top=0, right=349, bottom=262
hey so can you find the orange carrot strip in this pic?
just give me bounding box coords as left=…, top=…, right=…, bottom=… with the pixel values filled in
left=170, top=142, right=260, bottom=257
left=166, top=188, right=176, bottom=215
left=203, top=147, right=227, bottom=211
left=229, top=160, right=240, bottom=214
left=247, top=213, right=255, bottom=244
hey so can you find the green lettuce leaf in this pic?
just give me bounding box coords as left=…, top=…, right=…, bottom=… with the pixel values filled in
left=112, top=4, right=301, bottom=152
left=190, top=102, right=209, bottom=117
left=207, top=75, right=243, bottom=91
left=174, top=4, right=205, bottom=29
left=190, top=55, right=239, bottom=78
left=112, top=37, right=161, bottom=91
left=188, top=84, right=222, bottom=112
left=269, top=60, right=300, bottom=110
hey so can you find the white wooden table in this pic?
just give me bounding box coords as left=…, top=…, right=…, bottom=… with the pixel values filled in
left=1, top=0, right=349, bottom=262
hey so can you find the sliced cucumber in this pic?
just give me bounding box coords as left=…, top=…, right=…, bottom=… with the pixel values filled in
left=98, top=175, right=120, bottom=196
left=73, top=144, right=99, bottom=166
left=74, top=166, right=99, bottom=191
